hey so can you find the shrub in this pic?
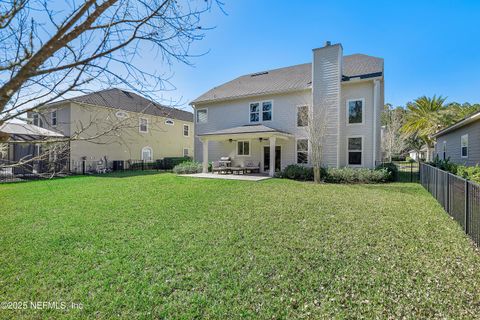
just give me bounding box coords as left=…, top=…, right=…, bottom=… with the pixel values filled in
left=406, top=156, right=414, bottom=163
left=375, top=162, right=398, bottom=182
left=456, top=165, right=480, bottom=183
left=281, top=164, right=314, bottom=181
left=325, top=167, right=390, bottom=184
left=430, top=156, right=458, bottom=174
left=161, top=157, right=191, bottom=170
left=128, top=160, right=160, bottom=170
left=173, top=161, right=203, bottom=174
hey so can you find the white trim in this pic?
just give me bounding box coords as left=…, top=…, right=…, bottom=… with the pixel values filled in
left=248, top=100, right=273, bottom=123
left=295, top=138, right=309, bottom=165
left=346, top=98, right=365, bottom=126
left=196, top=108, right=208, bottom=124
left=141, top=146, right=153, bottom=161
left=139, top=117, right=149, bottom=133
left=296, top=105, right=309, bottom=127
left=373, top=80, right=380, bottom=165
left=165, top=118, right=175, bottom=126
left=236, top=140, right=251, bottom=156
left=461, top=134, right=469, bottom=158
left=346, top=136, right=364, bottom=167
left=115, top=111, right=129, bottom=119
left=183, top=124, right=190, bottom=137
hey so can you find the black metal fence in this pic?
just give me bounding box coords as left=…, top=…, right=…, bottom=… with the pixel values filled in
left=420, top=162, right=480, bottom=246
left=0, top=157, right=191, bottom=183
left=376, top=160, right=419, bottom=182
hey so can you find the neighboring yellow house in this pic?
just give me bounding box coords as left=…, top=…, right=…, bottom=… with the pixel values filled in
left=30, top=88, right=194, bottom=167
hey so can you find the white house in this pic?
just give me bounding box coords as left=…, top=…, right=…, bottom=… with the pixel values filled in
left=191, top=42, right=384, bottom=176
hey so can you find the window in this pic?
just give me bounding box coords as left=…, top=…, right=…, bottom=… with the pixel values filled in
left=196, top=109, right=207, bottom=123
left=296, top=139, right=308, bottom=164
left=250, top=101, right=272, bottom=122
left=250, top=103, right=260, bottom=122
left=262, top=101, right=272, bottom=121
left=297, top=106, right=309, bottom=127
left=443, top=141, right=447, bottom=160
left=461, top=134, right=468, bottom=158
left=51, top=110, right=57, bottom=126
left=237, top=141, right=250, bottom=156
left=139, top=118, right=148, bottom=133
left=116, top=111, right=128, bottom=119
left=141, top=147, right=152, bottom=161
left=183, top=148, right=189, bottom=157
left=183, top=124, right=190, bottom=137
left=348, top=137, right=362, bottom=165
left=32, top=113, right=42, bottom=127
left=165, top=119, right=174, bottom=126
left=347, top=99, right=364, bottom=124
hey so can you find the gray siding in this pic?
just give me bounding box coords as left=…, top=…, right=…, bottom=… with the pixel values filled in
left=435, top=121, right=480, bottom=166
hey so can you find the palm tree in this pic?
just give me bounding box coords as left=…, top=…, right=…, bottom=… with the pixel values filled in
left=402, top=95, right=449, bottom=161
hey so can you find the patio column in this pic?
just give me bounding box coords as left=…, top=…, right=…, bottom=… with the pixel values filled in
left=269, top=136, right=276, bottom=177
left=202, top=138, right=209, bottom=173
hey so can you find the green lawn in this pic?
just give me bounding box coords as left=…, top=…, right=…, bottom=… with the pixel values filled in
left=1, top=173, right=480, bottom=319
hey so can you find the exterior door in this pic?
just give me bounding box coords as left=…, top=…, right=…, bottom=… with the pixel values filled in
left=263, top=146, right=281, bottom=172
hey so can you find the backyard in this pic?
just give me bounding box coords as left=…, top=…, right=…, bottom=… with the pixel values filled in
left=1, top=172, right=480, bottom=319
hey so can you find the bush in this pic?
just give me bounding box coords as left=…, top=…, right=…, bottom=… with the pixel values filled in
left=456, top=165, right=480, bottom=183
left=375, top=162, right=398, bottom=182
left=161, top=157, right=191, bottom=170
left=281, top=164, right=314, bottom=181
left=128, top=160, right=160, bottom=170
left=430, top=156, right=458, bottom=174
left=406, top=156, right=415, bottom=163
left=325, top=167, right=390, bottom=184
left=173, top=161, right=203, bottom=174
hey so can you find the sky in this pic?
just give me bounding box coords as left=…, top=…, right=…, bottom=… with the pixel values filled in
left=161, top=0, right=480, bottom=112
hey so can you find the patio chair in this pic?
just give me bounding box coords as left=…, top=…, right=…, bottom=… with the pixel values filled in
left=212, top=161, right=230, bottom=174
left=243, top=161, right=260, bottom=174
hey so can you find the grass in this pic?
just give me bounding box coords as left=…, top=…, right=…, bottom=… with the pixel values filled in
left=1, top=173, right=480, bottom=319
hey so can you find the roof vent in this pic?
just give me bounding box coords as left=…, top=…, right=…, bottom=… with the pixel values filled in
left=251, top=71, right=268, bottom=77
left=325, top=41, right=331, bottom=47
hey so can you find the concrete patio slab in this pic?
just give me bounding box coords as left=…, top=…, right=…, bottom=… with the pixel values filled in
left=180, top=173, right=271, bottom=181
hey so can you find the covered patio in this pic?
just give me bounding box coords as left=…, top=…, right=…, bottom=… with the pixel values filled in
left=198, top=124, right=293, bottom=177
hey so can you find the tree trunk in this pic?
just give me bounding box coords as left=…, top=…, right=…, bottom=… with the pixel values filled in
left=313, top=166, right=321, bottom=184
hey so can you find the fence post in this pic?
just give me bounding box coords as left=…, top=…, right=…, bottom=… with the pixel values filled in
left=446, top=173, right=450, bottom=213
left=82, top=159, right=86, bottom=175
left=410, top=162, right=413, bottom=182
left=142, top=160, right=145, bottom=171
left=465, top=179, right=469, bottom=234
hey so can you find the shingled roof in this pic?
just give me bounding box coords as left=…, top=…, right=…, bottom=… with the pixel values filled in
left=191, top=54, right=383, bottom=105
left=52, top=88, right=193, bottom=122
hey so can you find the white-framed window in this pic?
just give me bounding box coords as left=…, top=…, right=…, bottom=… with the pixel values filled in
left=32, top=113, right=43, bottom=127
left=297, top=105, right=309, bottom=127
left=139, top=117, right=148, bottom=133
left=196, top=109, right=208, bottom=123
left=141, top=147, right=153, bottom=161
left=165, top=119, right=174, bottom=126
left=116, top=111, right=128, bottom=119
left=249, top=101, right=273, bottom=122
left=51, top=110, right=57, bottom=126
left=183, top=148, right=189, bottom=157
left=348, top=137, right=363, bottom=166
left=296, top=139, right=309, bottom=164
left=237, top=140, right=250, bottom=156
left=347, top=98, right=364, bottom=124
left=461, top=134, right=468, bottom=158
left=183, top=124, right=190, bottom=137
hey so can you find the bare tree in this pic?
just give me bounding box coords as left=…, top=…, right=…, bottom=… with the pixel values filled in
left=0, top=0, right=220, bottom=122
left=382, top=106, right=407, bottom=162
left=302, top=103, right=328, bottom=183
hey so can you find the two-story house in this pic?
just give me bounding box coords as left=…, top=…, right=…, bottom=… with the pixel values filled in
left=191, top=42, right=384, bottom=176
left=31, top=88, right=194, bottom=166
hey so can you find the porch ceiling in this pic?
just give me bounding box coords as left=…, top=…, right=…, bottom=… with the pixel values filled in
left=198, top=124, right=293, bottom=141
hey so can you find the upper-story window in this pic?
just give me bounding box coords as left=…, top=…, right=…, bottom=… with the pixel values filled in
left=51, top=110, right=57, bottom=126
left=461, top=134, right=468, bottom=158
left=250, top=101, right=272, bottom=122
left=165, top=119, right=174, bottom=126
left=297, top=106, right=309, bottom=127
left=347, top=99, right=364, bottom=124
left=139, top=117, right=148, bottom=133
left=32, top=113, right=42, bottom=127
left=196, top=109, right=207, bottom=123
left=183, top=124, right=190, bottom=137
